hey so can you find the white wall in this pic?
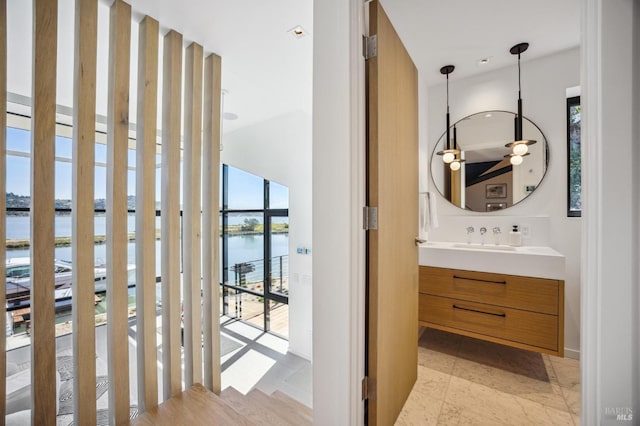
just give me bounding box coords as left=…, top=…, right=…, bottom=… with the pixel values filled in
left=581, top=0, right=640, bottom=422
left=221, top=111, right=313, bottom=360
left=312, top=0, right=365, bottom=423
left=423, top=48, right=582, bottom=357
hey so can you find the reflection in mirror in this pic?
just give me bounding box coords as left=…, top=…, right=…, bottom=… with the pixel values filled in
left=431, top=111, right=548, bottom=212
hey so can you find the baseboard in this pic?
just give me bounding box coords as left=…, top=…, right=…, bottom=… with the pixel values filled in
left=287, top=347, right=312, bottom=362
left=418, top=326, right=427, bottom=339
left=564, top=347, right=580, bottom=360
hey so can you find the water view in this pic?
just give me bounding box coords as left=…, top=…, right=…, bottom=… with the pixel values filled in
left=4, top=214, right=289, bottom=345
left=5, top=214, right=288, bottom=272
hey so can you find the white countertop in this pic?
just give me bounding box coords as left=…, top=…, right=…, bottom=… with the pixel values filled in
left=419, top=241, right=566, bottom=280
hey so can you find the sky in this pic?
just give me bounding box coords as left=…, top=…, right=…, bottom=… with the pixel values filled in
left=5, top=126, right=289, bottom=209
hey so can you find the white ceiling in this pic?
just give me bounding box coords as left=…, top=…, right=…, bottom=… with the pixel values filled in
left=6, top=0, right=579, bottom=134
left=380, top=0, right=581, bottom=86
left=132, top=0, right=580, bottom=132
left=6, top=0, right=313, bottom=135
left=125, top=0, right=314, bottom=134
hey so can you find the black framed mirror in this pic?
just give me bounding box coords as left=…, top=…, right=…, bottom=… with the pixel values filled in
left=430, top=110, right=549, bottom=212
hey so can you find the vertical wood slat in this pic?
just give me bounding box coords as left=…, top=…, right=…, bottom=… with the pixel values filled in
left=72, top=0, right=98, bottom=423
left=183, top=42, right=204, bottom=388
left=202, top=53, right=222, bottom=394
left=106, top=1, right=131, bottom=423
left=31, top=0, right=58, bottom=422
left=161, top=29, right=183, bottom=401
left=135, top=15, right=159, bottom=413
left=0, top=0, right=6, bottom=420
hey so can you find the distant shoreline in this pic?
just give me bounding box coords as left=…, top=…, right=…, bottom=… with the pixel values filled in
left=5, top=229, right=288, bottom=250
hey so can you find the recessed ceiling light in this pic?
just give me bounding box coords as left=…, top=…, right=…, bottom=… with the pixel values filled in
left=485, top=113, right=492, bottom=118
left=478, top=57, right=491, bottom=66
left=288, top=25, right=306, bottom=39
left=223, top=112, right=238, bottom=121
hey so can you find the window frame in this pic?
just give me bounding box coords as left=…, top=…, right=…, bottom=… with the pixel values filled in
left=567, top=95, right=582, bottom=217
left=219, top=164, right=289, bottom=333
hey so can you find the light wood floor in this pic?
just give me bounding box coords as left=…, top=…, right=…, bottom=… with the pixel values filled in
left=132, top=383, right=311, bottom=426
left=396, top=328, right=581, bottom=425
left=221, top=387, right=311, bottom=425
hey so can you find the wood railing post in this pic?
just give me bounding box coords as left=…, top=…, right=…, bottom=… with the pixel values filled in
left=135, top=14, right=160, bottom=413
left=106, top=1, right=132, bottom=423
left=161, top=29, right=183, bottom=400
left=183, top=41, right=204, bottom=388
left=31, top=0, right=58, bottom=422
left=202, top=53, right=222, bottom=394
left=72, top=0, right=98, bottom=423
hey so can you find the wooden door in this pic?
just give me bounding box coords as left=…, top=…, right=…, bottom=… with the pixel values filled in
left=366, top=1, right=419, bottom=425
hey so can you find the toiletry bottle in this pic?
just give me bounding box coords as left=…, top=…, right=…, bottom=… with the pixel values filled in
left=509, top=225, right=522, bottom=247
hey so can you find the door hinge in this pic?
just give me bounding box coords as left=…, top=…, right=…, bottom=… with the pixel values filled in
left=363, top=206, right=378, bottom=230
left=362, top=376, right=376, bottom=400
left=363, top=35, right=377, bottom=60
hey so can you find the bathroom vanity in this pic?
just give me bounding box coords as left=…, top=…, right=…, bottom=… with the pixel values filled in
left=419, top=242, right=565, bottom=357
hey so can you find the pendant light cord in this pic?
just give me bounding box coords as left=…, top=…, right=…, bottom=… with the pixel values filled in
left=516, top=52, right=523, bottom=141
left=446, top=72, right=450, bottom=115
left=518, top=52, right=522, bottom=100
left=446, top=72, right=450, bottom=150
left=440, top=64, right=455, bottom=153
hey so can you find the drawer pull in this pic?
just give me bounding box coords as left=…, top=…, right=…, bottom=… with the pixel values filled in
left=453, top=275, right=507, bottom=285
left=453, top=304, right=506, bottom=318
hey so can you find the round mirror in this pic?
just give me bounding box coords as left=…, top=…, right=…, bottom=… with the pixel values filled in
left=431, top=111, right=549, bottom=211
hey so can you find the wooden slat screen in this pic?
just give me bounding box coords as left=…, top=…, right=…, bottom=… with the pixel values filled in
left=202, top=53, right=222, bottom=394
left=161, top=29, right=184, bottom=401
left=71, top=0, right=98, bottom=423
left=135, top=15, right=160, bottom=413
left=0, top=0, right=6, bottom=420
left=31, top=0, right=58, bottom=422
left=183, top=42, right=204, bottom=388
left=2, top=1, right=224, bottom=421
left=106, top=0, right=132, bottom=423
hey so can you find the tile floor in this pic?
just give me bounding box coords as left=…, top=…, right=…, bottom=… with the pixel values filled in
left=220, top=317, right=313, bottom=408
left=396, top=328, right=580, bottom=425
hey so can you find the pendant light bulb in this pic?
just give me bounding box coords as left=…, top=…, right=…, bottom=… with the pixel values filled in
left=450, top=160, right=461, bottom=171
left=513, top=143, right=529, bottom=156
left=443, top=152, right=455, bottom=163
left=510, top=155, right=524, bottom=166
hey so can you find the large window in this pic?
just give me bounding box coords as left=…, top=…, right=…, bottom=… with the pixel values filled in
left=5, top=120, right=290, bottom=346
left=220, top=164, right=289, bottom=337
left=4, top=122, right=146, bottom=344
left=567, top=96, right=581, bottom=217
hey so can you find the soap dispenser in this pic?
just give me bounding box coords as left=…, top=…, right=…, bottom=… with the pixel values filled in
left=509, top=225, right=522, bottom=247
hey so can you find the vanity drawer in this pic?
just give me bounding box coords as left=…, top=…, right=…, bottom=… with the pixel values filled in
left=419, top=294, right=558, bottom=351
left=419, top=266, right=559, bottom=315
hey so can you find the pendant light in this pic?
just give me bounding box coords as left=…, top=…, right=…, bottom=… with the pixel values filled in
left=436, top=65, right=464, bottom=170
left=505, top=42, right=536, bottom=165
left=449, top=125, right=464, bottom=170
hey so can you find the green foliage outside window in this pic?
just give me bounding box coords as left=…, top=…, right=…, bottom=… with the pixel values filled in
left=568, top=97, right=581, bottom=216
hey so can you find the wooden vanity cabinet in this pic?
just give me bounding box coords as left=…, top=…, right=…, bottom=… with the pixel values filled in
left=419, top=266, right=564, bottom=356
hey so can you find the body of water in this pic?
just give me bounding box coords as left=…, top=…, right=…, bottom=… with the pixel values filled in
left=7, top=215, right=151, bottom=240
left=5, top=215, right=288, bottom=279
